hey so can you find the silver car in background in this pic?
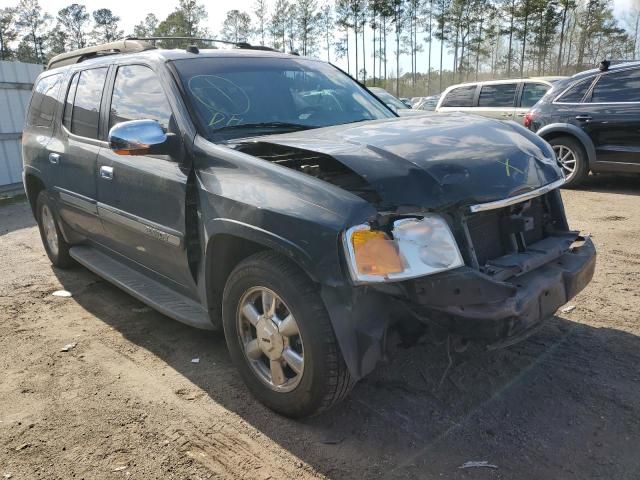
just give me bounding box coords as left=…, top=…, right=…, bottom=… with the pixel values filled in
left=435, top=77, right=566, bottom=124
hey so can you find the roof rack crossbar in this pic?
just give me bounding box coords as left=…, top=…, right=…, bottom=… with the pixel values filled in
left=47, top=39, right=156, bottom=70
left=125, top=36, right=277, bottom=52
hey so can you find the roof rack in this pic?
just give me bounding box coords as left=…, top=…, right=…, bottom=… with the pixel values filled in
left=125, top=36, right=278, bottom=52
left=47, top=39, right=155, bottom=70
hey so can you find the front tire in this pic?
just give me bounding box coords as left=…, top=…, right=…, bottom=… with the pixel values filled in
left=548, top=136, right=588, bottom=188
left=222, top=251, right=353, bottom=418
left=36, top=190, right=74, bottom=268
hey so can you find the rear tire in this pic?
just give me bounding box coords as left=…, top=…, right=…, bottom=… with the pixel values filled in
left=548, top=136, right=588, bottom=188
left=222, top=251, right=353, bottom=418
left=36, top=190, right=74, bottom=268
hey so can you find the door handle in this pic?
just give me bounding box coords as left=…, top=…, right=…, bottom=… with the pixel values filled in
left=575, top=115, right=592, bottom=121
left=100, top=166, right=114, bottom=180
left=516, top=112, right=526, bottom=117
left=48, top=153, right=60, bottom=165
left=500, top=113, right=511, bottom=117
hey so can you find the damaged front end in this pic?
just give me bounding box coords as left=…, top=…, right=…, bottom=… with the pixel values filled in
left=225, top=117, right=596, bottom=380
left=326, top=186, right=595, bottom=379
left=402, top=187, right=596, bottom=349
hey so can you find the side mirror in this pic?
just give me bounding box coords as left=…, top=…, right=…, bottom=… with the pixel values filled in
left=109, top=119, right=169, bottom=156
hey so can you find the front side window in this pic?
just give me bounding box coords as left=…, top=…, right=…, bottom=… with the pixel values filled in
left=441, top=85, right=476, bottom=107
left=110, top=65, right=173, bottom=130
left=172, top=57, right=394, bottom=141
left=27, top=74, right=63, bottom=127
left=591, top=69, right=640, bottom=103
left=520, top=83, right=550, bottom=108
left=70, top=67, right=108, bottom=139
left=557, top=77, right=594, bottom=103
left=478, top=83, right=517, bottom=107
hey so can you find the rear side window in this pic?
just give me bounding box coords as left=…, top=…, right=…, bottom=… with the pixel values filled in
left=441, top=85, right=476, bottom=107
left=557, top=78, right=594, bottom=103
left=109, top=65, right=173, bottom=130
left=27, top=74, right=63, bottom=128
left=520, top=83, right=550, bottom=108
left=67, top=67, right=108, bottom=139
left=591, top=69, right=640, bottom=103
left=478, top=83, right=517, bottom=107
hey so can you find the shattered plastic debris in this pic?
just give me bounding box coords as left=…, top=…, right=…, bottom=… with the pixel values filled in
left=191, top=358, right=200, bottom=364
left=3, top=473, right=13, bottom=479
left=459, top=461, right=498, bottom=470
left=113, top=466, right=127, bottom=472
left=52, top=290, right=72, bottom=298
left=15, top=443, right=31, bottom=451
left=561, top=305, right=576, bottom=314
left=61, top=342, right=78, bottom=352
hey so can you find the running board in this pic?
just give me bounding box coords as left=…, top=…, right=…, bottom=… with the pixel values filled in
left=69, top=246, right=214, bottom=330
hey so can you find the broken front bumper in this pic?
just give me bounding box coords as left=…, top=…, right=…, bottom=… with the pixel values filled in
left=321, top=234, right=595, bottom=380
left=404, top=235, right=596, bottom=346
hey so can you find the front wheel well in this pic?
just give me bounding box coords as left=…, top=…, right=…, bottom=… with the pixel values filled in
left=205, top=235, right=267, bottom=323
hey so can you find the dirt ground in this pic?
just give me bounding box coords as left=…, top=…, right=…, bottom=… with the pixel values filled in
left=1, top=174, right=640, bottom=480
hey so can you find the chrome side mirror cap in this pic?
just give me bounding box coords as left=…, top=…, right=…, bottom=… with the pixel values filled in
left=109, top=119, right=169, bottom=156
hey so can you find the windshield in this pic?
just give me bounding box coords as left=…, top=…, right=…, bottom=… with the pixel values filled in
left=371, top=89, right=408, bottom=110
left=172, top=56, right=395, bottom=141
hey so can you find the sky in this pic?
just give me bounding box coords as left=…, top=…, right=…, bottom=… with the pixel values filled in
left=0, top=0, right=635, bottom=76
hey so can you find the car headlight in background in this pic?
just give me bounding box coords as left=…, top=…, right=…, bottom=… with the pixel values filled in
left=343, top=215, right=464, bottom=283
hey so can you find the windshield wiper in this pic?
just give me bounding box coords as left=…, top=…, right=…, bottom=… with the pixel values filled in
left=213, top=122, right=315, bottom=134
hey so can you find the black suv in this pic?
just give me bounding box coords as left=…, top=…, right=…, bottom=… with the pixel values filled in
left=23, top=40, right=595, bottom=417
left=525, top=61, right=640, bottom=187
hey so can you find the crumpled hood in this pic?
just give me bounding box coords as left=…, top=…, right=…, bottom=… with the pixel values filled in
left=231, top=113, right=562, bottom=210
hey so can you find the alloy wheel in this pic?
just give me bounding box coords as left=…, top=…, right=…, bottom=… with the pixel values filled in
left=552, top=144, right=577, bottom=180
left=236, top=286, right=304, bottom=392
left=41, top=204, right=59, bottom=257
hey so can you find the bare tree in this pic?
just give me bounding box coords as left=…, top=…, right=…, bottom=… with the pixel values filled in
left=253, top=0, right=268, bottom=45
left=15, top=0, right=50, bottom=63
left=92, top=9, right=123, bottom=44
left=0, top=8, right=17, bottom=60
left=295, top=0, right=321, bottom=56
left=222, top=9, right=252, bottom=43
left=270, top=0, right=290, bottom=51
left=319, top=1, right=334, bottom=61
left=57, top=3, right=90, bottom=49
left=133, top=14, right=159, bottom=38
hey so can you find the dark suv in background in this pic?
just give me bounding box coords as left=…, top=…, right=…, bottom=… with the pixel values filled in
left=525, top=61, right=640, bottom=187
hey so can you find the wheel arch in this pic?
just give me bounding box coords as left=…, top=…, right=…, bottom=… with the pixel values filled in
left=203, top=220, right=317, bottom=326
left=537, top=123, right=597, bottom=168
left=23, top=169, right=46, bottom=216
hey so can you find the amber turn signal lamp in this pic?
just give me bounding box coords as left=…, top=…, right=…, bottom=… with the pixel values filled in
left=351, top=229, right=404, bottom=276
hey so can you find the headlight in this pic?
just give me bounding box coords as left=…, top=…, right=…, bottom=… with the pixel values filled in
left=343, top=215, right=464, bottom=283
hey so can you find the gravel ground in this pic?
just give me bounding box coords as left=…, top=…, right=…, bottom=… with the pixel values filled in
left=1, top=174, right=639, bottom=480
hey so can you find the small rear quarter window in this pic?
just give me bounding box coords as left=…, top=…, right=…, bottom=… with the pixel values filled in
left=68, top=67, right=108, bottom=139
left=441, top=85, right=476, bottom=107
left=27, top=74, right=63, bottom=128
left=557, top=78, right=594, bottom=103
